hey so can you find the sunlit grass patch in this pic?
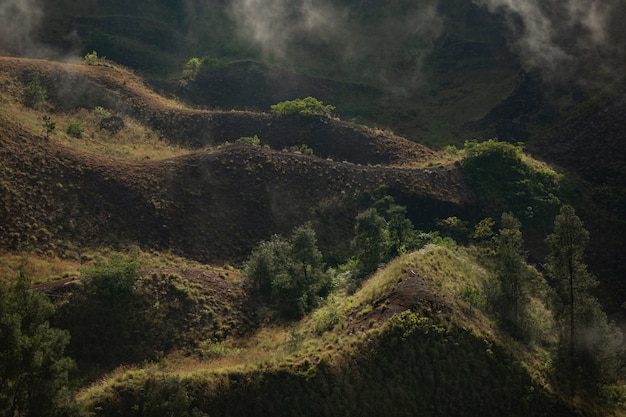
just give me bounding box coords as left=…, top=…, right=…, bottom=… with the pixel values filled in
left=0, top=252, right=81, bottom=284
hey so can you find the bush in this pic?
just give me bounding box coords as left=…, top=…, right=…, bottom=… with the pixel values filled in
left=41, top=115, right=56, bottom=138
left=55, top=257, right=140, bottom=371
left=270, top=97, right=335, bottom=117
left=183, top=56, right=225, bottom=80
left=83, top=51, right=102, bottom=66
left=66, top=120, right=84, bottom=138
left=23, top=75, right=48, bottom=110
left=289, top=144, right=314, bottom=155
left=236, top=135, right=261, bottom=146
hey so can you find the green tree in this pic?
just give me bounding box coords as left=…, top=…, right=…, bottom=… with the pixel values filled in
left=384, top=203, right=416, bottom=257
left=0, top=273, right=75, bottom=417
left=245, top=235, right=291, bottom=300
left=546, top=205, right=623, bottom=392
left=460, top=139, right=563, bottom=223
left=41, top=115, right=56, bottom=138
left=493, top=212, right=531, bottom=335
left=270, top=97, right=335, bottom=117
left=288, top=223, right=329, bottom=308
left=245, top=223, right=330, bottom=317
left=351, top=208, right=390, bottom=279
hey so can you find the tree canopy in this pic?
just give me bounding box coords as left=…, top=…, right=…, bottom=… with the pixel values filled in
left=0, top=273, right=74, bottom=417
left=270, top=97, right=335, bottom=117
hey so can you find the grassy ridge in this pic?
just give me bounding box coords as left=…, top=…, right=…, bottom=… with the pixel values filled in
left=77, top=246, right=581, bottom=417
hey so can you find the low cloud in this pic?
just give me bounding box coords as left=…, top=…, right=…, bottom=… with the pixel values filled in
left=0, top=0, right=44, bottom=56
left=475, top=0, right=626, bottom=83
left=228, top=0, right=444, bottom=92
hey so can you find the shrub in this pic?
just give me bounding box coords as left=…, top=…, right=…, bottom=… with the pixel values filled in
left=23, top=75, right=48, bottom=110
left=236, top=135, right=261, bottom=146
left=66, top=119, right=84, bottom=138
left=94, top=106, right=111, bottom=120
left=289, top=144, right=314, bottom=155
left=41, top=115, right=56, bottom=138
left=183, top=56, right=225, bottom=81
left=83, top=51, right=102, bottom=66
left=270, top=97, right=335, bottom=117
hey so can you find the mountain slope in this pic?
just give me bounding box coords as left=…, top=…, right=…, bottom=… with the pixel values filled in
left=0, top=57, right=474, bottom=264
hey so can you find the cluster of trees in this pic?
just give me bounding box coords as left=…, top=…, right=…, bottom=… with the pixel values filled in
left=245, top=223, right=332, bottom=318
left=245, top=200, right=624, bottom=396
left=1, top=201, right=622, bottom=414
left=245, top=196, right=432, bottom=314
left=488, top=206, right=623, bottom=394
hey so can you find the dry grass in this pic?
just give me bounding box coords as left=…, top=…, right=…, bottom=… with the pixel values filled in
left=0, top=252, right=82, bottom=284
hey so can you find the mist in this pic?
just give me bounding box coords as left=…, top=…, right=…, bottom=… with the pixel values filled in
left=228, top=0, right=626, bottom=90
left=474, top=0, right=626, bottom=83
left=0, top=0, right=44, bottom=56
left=228, top=0, right=444, bottom=93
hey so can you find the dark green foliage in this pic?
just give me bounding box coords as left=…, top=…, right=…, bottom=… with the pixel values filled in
left=546, top=205, right=624, bottom=393
left=289, top=144, right=314, bottom=155
left=437, top=216, right=470, bottom=244
left=245, top=223, right=332, bottom=317
left=184, top=56, right=226, bottom=80
left=236, top=135, right=261, bottom=146
left=350, top=208, right=390, bottom=279
left=349, top=196, right=422, bottom=281
left=471, top=217, right=495, bottom=241
left=0, top=273, right=75, bottom=417
left=56, top=257, right=140, bottom=372
left=270, top=97, right=335, bottom=118
left=493, top=212, right=532, bottom=336
left=461, top=139, right=563, bottom=223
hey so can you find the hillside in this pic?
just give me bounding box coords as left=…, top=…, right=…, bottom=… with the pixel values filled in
left=2, top=0, right=626, bottom=405
left=0, top=56, right=472, bottom=265
left=76, top=246, right=580, bottom=417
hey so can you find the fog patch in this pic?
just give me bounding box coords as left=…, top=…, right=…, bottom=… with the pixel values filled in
left=475, top=0, right=626, bottom=84
left=228, top=0, right=444, bottom=93
left=0, top=0, right=44, bottom=56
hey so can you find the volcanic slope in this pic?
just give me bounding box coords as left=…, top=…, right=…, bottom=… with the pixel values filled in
left=0, top=57, right=474, bottom=264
